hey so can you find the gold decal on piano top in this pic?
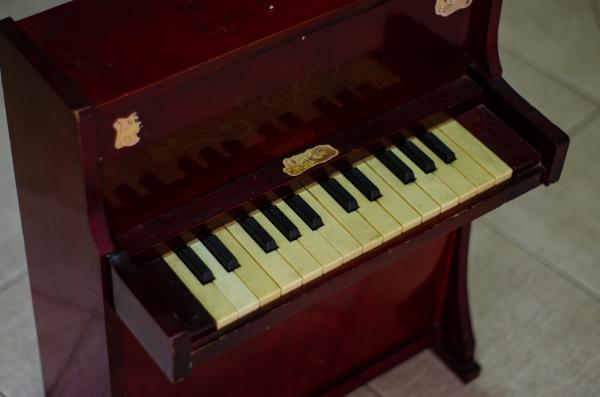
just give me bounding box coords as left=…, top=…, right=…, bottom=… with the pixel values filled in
left=435, top=0, right=473, bottom=17
left=282, top=145, right=339, bottom=176
left=113, top=112, right=142, bottom=149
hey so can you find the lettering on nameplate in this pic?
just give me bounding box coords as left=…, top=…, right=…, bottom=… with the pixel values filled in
left=283, top=144, right=339, bottom=176
left=113, top=112, right=142, bottom=149
left=435, top=0, right=473, bottom=17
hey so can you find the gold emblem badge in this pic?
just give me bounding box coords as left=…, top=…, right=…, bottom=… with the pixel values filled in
left=435, top=0, right=473, bottom=17
left=113, top=112, right=142, bottom=149
left=282, top=144, right=339, bottom=176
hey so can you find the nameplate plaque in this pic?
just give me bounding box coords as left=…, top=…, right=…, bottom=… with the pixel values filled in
left=282, top=145, right=339, bottom=176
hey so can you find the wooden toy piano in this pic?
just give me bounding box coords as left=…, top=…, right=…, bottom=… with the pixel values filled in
left=0, top=0, right=569, bottom=396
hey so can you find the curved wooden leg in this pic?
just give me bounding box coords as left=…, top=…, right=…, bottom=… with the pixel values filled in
left=433, top=223, right=481, bottom=382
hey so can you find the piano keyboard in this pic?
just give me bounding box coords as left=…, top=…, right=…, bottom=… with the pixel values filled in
left=162, top=120, right=512, bottom=328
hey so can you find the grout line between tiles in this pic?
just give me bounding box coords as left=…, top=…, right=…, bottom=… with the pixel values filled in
left=365, top=384, right=385, bottom=397
left=478, top=220, right=600, bottom=305
left=0, top=267, right=26, bottom=295
left=565, top=106, right=600, bottom=137
left=500, top=46, right=600, bottom=107
left=591, top=0, right=600, bottom=33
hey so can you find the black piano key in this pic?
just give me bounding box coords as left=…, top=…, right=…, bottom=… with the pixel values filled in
left=285, top=195, right=323, bottom=230
left=419, top=131, right=456, bottom=164
left=201, top=234, right=240, bottom=272
left=239, top=217, right=278, bottom=253
left=398, top=140, right=436, bottom=173
left=320, top=178, right=359, bottom=213
left=150, top=258, right=215, bottom=332
left=376, top=150, right=415, bottom=184
left=262, top=205, right=301, bottom=242
left=175, top=246, right=215, bottom=285
left=342, top=167, right=382, bottom=201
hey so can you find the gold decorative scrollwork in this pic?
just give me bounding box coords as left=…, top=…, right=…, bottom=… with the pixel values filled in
left=282, top=144, right=339, bottom=176
left=113, top=112, right=142, bottom=149
left=435, top=0, right=473, bottom=17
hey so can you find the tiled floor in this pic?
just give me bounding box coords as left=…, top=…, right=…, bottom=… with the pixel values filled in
left=1, top=1, right=599, bottom=396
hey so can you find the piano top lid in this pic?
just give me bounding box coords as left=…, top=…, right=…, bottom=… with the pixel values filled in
left=12, top=0, right=387, bottom=107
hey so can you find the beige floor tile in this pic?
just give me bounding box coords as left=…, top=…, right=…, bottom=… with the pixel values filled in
left=370, top=223, right=600, bottom=397
left=344, top=386, right=380, bottom=397
left=0, top=0, right=69, bottom=19
left=0, top=79, right=26, bottom=288
left=482, top=114, right=600, bottom=298
left=500, top=0, right=600, bottom=104
left=500, top=50, right=597, bottom=133
left=0, top=276, right=43, bottom=397
left=370, top=350, right=491, bottom=397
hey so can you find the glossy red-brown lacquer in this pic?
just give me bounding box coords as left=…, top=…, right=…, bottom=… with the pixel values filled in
left=15, top=0, right=500, bottom=235
left=0, top=0, right=569, bottom=395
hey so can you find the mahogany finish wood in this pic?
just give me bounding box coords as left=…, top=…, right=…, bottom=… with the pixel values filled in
left=0, top=0, right=570, bottom=396
left=433, top=223, right=480, bottom=382
left=17, top=0, right=479, bottom=106
left=0, top=30, right=111, bottom=396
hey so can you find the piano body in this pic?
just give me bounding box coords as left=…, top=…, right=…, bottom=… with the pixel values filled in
left=0, top=0, right=568, bottom=396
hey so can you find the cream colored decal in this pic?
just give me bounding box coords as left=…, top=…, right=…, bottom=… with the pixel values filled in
left=113, top=112, right=142, bottom=149
left=435, top=0, right=473, bottom=17
left=283, top=144, right=339, bottom=176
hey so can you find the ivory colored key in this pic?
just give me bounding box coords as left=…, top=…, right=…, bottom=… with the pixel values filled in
left=274, top=199, right=343, bottom=273
left=431, top=128, right=495, bottom=193
left=189, top=239, right=259, bottom=317
left=355, top=160, right=421, bottom=231
left=213, top=227, right=280, bottom=306
left=334, top=172, right=402, bottom=242
left=389, top=146, right=459, bottom=212
left=307, top=183, right=382, bottom=252
left=364, top=156, right=439, bottom=222
left=252, top=210, right=323, bottom=283
left=226, top=222, right=302, bottom=294
left=163, top=252, right=238, bottom=328
left=409, top=137, right=477, bottom=202
left=436, top=119, right=513, bottom=184
left=296, top=189, right=362, bottom=262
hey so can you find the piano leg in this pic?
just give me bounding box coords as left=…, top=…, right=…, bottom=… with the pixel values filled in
left=433, top=223, right=481, bottom=382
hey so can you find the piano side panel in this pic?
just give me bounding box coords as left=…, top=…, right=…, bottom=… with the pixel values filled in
left=108, top=230, right=458, bottom=397
left=0, top=33, right=111, bottom=397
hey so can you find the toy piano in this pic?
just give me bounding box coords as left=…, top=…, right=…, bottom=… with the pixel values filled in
left=0, top=0, right=568, bottom=396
